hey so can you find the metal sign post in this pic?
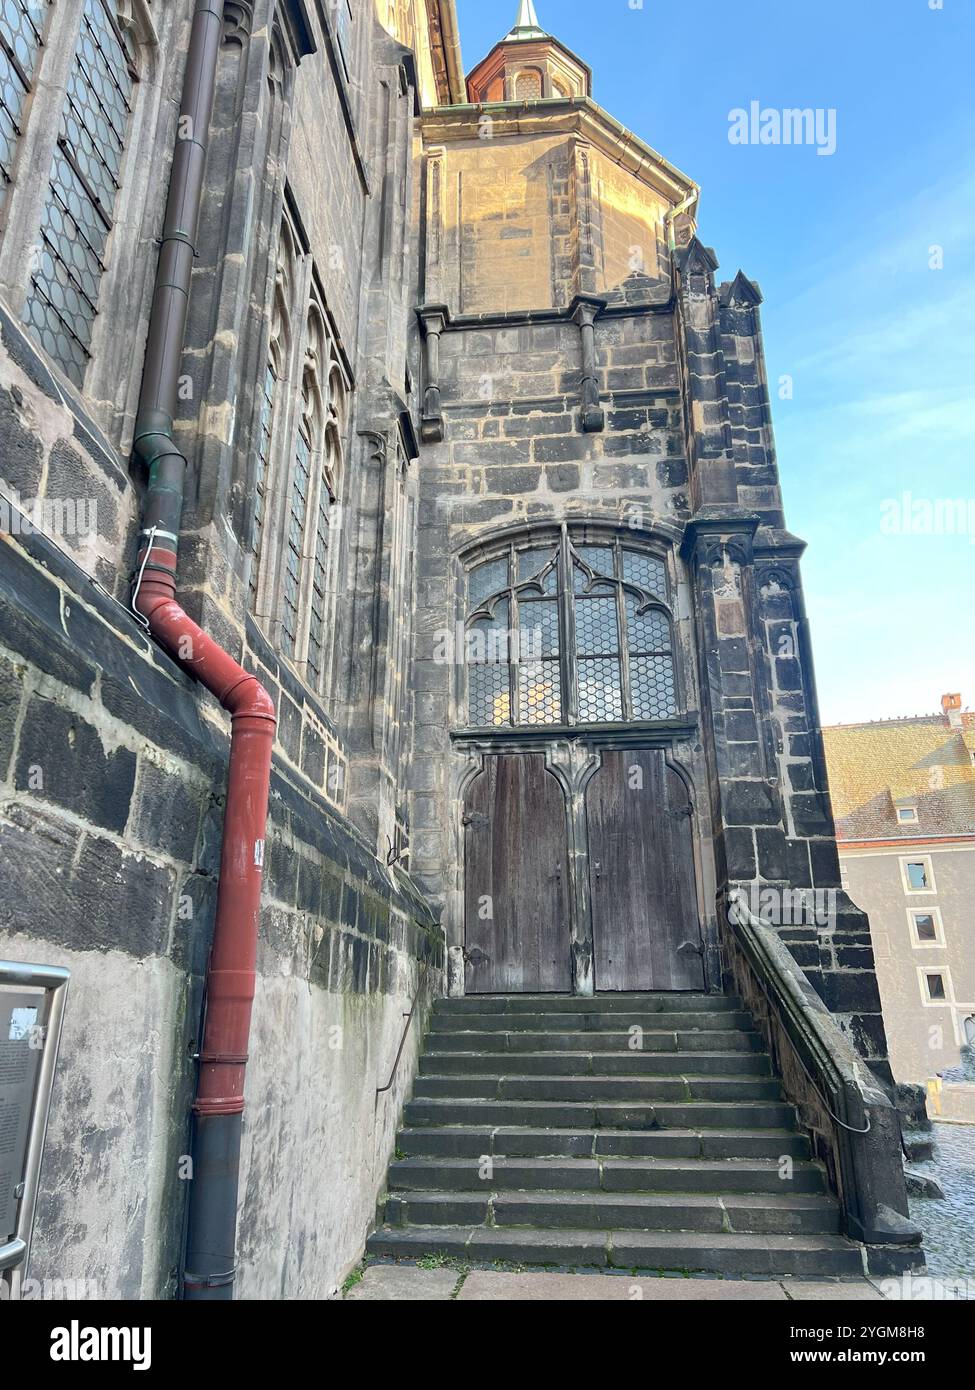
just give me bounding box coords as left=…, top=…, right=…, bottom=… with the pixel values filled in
left=0, top=961, right=70, bottom=1301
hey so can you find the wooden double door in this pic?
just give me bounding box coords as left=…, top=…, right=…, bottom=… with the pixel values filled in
left=463, top=747, right=705, bottom=995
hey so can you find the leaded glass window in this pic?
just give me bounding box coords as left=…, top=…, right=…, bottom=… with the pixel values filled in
left=249, top=218, right=295, bottom=615
left=22, top=0, right=136, bottom=384
left=514, top=69, right=542, bottom=100
left=280, top=305, right=345, bottom=694
left=282, top=414, right=311, bottom=659
left=0, top=0, right=48, bottom=210
left=306, top=422, right=339, bottom=688
left=249, top=360, right=277, bottom=608
left=464, top=532, right=678, bottom=728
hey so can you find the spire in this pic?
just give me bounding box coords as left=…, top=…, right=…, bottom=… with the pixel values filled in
left=507, top=0, right=545, bottom=39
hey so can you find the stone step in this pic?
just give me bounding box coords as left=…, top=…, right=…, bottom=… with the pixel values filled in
left=430, top=1011, right=754, bottom=1034
left=387, top=1155, right=826, bottom=1195
left=426, top=1029, right=765, bottom=1054
left=396, top=1126, right=812, bottom=1162
left=382, top=1189, right=839, bottom=1236
left=365, top=1225, right=864, bottom=1276
left=433, top=994, right=742, bottom=1015
left=420, top=1051, right=772, bottom=1078
left=412, top=1074, right=783, bottom=1103
left=403, top=1098, right=798, bottom=1130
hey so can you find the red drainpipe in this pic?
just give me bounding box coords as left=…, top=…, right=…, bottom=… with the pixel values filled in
left=131, top=0, right=275, bottom=1299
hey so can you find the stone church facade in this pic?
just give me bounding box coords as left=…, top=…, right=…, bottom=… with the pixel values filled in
left=0, top=1, right=919, bottom=1297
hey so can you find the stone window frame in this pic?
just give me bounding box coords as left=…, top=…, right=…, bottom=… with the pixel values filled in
left=900, top=855, right=936, bottom=895
left=513, top=66, right=543, bottom=101
left=0, top=0, right=165, bottom=418
left=457, top=523, right=682, bottom=733
left=907, top=905, right=946, bottom=949
left=917, top=965, right=952, bottom=1007
left=248, top=205, right=351, bottom=700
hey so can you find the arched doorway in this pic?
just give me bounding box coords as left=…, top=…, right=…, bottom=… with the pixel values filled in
left=456, top=525, right=706, bottom=995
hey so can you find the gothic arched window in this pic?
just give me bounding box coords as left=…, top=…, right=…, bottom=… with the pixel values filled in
left=250, top=220, right=295, bottom=610
left=282, top=315, right=324, bottom=661
left=463, top=530, right=679, bottom=729
left=305, top=364, right=343, bottom=690
left=22, top=0, right=139, bottom=385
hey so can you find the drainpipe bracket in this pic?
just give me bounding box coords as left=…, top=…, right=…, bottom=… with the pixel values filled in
left=183, top=1268, right=237, bottom=1291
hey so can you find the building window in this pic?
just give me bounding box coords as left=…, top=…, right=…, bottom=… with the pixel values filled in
left=464, top=530, right=678, bottom=729
left=901, top=858, right=935, bottom=893
left=332, top=0, right=353, bottom=79
left=22, top=0, right=137, bottom=385
left=249, top=217, right=296, bottom=614
left=909, top=908, right=944, bottom=946
left=305, top=372, right=344, bottom=688
left=0, top=0, right=49, bottom=213
left=249, top=359, right=277, bottom=608
left=965, top=1017, right=975, bottom=1047
left=514, top=68, right=542, bottom=100
left=897, top=806, right=919, bottom=824
left=282, top=401, right=313, bottom=660
left=924, top=972, right=947, bottom=1003
left=276, top=302, right=347, bottom=694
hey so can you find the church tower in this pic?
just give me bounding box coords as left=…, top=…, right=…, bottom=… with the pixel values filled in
left=466, top=0, right=592, bottom=102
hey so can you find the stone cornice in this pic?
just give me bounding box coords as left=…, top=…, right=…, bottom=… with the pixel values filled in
left=421, top=98, right=699, bottom=210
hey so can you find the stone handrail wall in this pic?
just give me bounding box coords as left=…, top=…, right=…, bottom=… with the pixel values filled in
left=722, top=888, right=922, bottom=1253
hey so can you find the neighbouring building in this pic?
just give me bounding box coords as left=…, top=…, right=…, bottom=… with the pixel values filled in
left=0, top=0, right=920, bottom=1297
left=824, top=694, right=975, bottom=1123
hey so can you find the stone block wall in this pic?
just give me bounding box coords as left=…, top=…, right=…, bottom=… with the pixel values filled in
left=0, top=0, right=449, bottom=1297
left=0, top=516, right=442, bottom=1297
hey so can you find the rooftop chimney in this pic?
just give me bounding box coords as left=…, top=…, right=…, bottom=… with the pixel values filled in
left=942, top=692, right=963, bottom=728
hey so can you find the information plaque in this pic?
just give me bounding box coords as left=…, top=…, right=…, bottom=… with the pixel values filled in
left=0, top=962, right=70, bottom=1298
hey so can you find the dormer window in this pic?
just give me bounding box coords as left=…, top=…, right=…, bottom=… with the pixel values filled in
left=897, top=806, right=919, bottom=824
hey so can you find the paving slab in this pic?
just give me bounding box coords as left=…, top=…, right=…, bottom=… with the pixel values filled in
left=456, top=1272, right=789, bottom=1300
left=346, top=1267, right=890, bottom=1301
left=344, top=1265, right=459, bottom=1300
left=784, top=1281, right=885, bottom=1301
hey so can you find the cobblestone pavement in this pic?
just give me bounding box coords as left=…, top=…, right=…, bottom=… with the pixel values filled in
left=910, top=1123, right=975, bottom=1285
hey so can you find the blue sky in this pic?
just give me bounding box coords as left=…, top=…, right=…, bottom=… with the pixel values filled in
left=455, top=0, right=975, bottom=724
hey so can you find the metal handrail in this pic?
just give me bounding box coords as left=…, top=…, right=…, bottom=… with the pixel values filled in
left=375, top=962, right=430, bottom=1101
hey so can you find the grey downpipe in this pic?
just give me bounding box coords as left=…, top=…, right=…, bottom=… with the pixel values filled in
left=132, top=0, right=259, bottom=1302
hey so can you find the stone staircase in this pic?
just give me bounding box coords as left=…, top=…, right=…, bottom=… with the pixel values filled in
left=367, top=993, right=867, bottom=1276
